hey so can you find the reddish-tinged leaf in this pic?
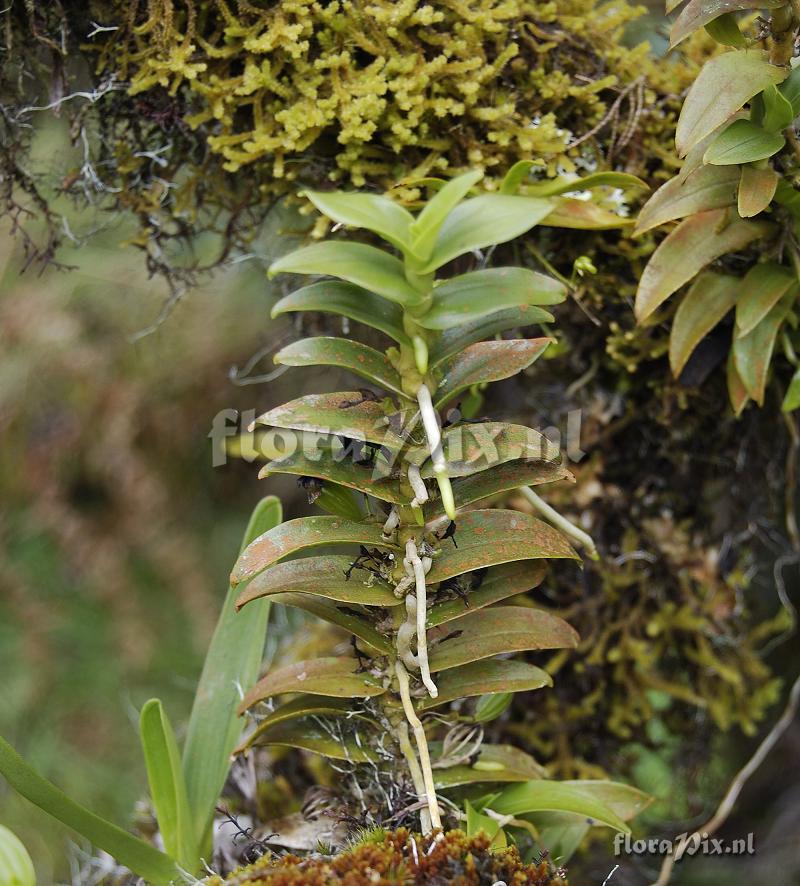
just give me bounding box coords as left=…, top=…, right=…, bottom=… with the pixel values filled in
left=427, top=510, right=578, bottom=583
left=427, top=605, right=579, bottom=672
left=431, top=305, right=554, bottom=367
left=738, top=165, right=779, bottom=218
left=275, top=338, right=408, bottom=399
left=236, top=695, right=359, bottom=753
left=238, top=658, right=386, bottom=712
left=735, top=263, right=795, bottom=337
left=635, top=209, right=774, bottom=321
left=428, top=561, right=547, bottom=627
left=252, top=392, right=404, bottom=449
left=675, top=51, right=786, bottom=157
left=669, top=272, right=738, bottom=376
left=443, top=460, right=570, bottom=514
left=434, top=339, right=551, bottom=408
left=244, top=719, right=378, bottom=762
left=541, top=198, right=632, bottom=230
left=733, top=293, right=794, bottom=405
left=236, top=556, right=400, bottom=609
left=634, top=165, right=739, bottom=236
left=411, top=423, right=560, bottom=479
left=727, top=349, right=751, bottom=415
left=670, top=0, right=783, bottom=47
left=259, top=450, right=406, bottom=504
left=270, top=593, right=392, bottom=652
left=433, top=744, right=545, bottom=788
left=231, top=517, right=397, bottom=586
left=418, top=659, right=552, bottom=710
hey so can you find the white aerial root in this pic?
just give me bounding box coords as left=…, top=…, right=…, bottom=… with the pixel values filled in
left=408, top=463, right=429, bottom=507
left=396, top=721, right=432, bottom=834
left=405, top=539, right=438, bottom=698
left=518, top=485, right=599, bottom=560
left=382, top=506, right=400, bottom=538
left=416, top=384, right=456, bottom=520
left=395, top=660, right=442, bottom=833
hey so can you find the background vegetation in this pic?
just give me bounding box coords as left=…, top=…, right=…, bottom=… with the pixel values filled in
left=1, top=1, right=799, bottom=883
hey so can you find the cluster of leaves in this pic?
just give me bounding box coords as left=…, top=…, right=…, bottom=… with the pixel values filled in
left=226, top=171, right=648, bottom=861
left=634, top=1, right=800, bottom=413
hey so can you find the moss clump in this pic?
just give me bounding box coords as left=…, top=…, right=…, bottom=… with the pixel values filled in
left=214, top=829, right=565, bottom=885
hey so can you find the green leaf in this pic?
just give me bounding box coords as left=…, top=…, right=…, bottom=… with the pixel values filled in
left=560, top=780, right=652, bottom=821
left=275, top=337, right=409, bottom=399
left=418, top=659, right=552, bottom=710
left=669, top=272, right=738, bottom=376
left=270, top=593, right=392, bottom=652
left=411, top=422, right=561, bottom=479
left=703, top=119, right=785, bottom=165
left=433, top=338, right=551, bottom=408
left=532, top=812, right=591, bottom=864
left=523, top=171, right=648, bottom=197
left=779, top=65, right=800, bottom=115
left=420, top=195, right=554, bottom=272
left=762, top=82, right=796, bottom=131
left=237, top=696, right=369, bottom=753
left=492, top=781, right=630, bottom=833
left=635, top=209, right=774, bottom=321
left=428, top=561, right=547, bottom=627
left=182, top=495, right=282, bottom=853
left=465, top=801, right=506, bottom=847
left=239, top=657, right=386, bottom=711
left=426, top=605, right=578, bottom=671
left=782, top=366, right=800, bottom=411
left=410, top=170, right=484, bottom=260
left=500, top=160, right=540, bottom=194
left=634, top=164, right=739, bottom=236
left=676, top=50, right=786, bottom=157
left=473, top=692, right=514, bottom=723
left=427, top=509, right=579, bottom=583
left=269, top=242, right=421, bottom=306
left=252, top=391, right=404, bottom=449
left=736, top=263, right=795, bottom=336
left=430, top=305, right=555, bottom=367
left=445, top=460, right=570, bottom=514
left=259, top=450, right=406, bottom=504
left=231, top=515, right=397, bottom=586
left=314, top=483, right=367, bottom=521
left=0, top=736, right=181, bottom=886
left=417, top=268, right=565, bottom=330
left=727, top=348, right=751, bottom=415
left=236, top=556, right=400, bottom=610
left=271, top=281, right=411, bottom=347
left=540, top=197, right=632, bottom=230
left=303, top=190, right=414, bottom=252
left=734, top=292, right=795, bottom=404
left=671, top=1, right=781, bottom=47
left=140, top=700, right=197, bottom=869
left=246, top=719, right=378, bottom=762
left=0, top=824, right=35, bottom=886
left=738, top=164, right=779, bottom=217
left=434, top=745, right=545, bottom=788
left=704, top=12, right=746, bottom=47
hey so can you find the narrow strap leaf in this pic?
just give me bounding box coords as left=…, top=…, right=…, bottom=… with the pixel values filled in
left=0, top=736, right=182, bottom=886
